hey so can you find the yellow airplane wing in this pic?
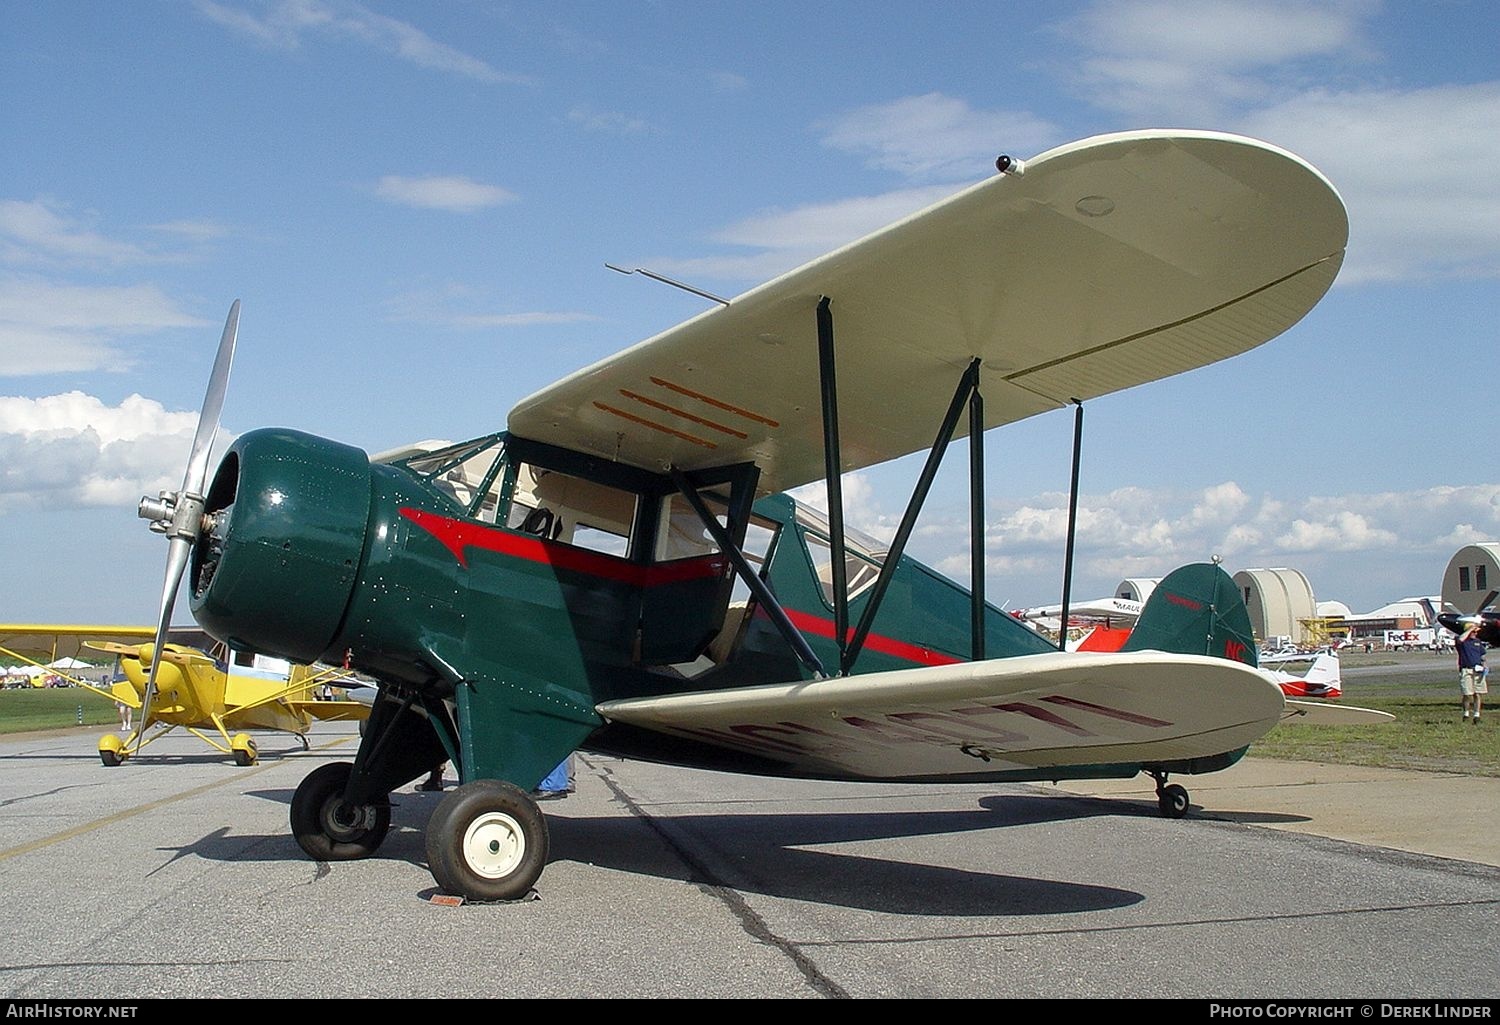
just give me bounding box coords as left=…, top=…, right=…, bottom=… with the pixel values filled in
left=0, top=623, right=209, bottom=663
left=508, top=130, right=1347, bottom=496
left=284, top=698, right=372, bottom=722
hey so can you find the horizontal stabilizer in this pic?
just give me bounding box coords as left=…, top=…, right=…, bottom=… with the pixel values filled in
left=1281, top=700, right=1395, bottom=726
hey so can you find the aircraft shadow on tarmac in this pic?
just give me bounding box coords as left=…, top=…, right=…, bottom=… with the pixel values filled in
left=231, top=785, right=1147, bottom=916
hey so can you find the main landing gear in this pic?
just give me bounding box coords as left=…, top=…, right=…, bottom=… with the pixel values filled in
left=290, top=762, right=391, bottom=860
left=1149, top=770, right=1191, bottom=818
left=426, top=780, right=549, bottom=902
left=289, top=764, right=550, bottom=902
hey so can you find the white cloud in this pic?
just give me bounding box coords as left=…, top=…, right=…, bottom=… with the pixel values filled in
left=1068, top=0, right=1369, bottom=68
left=372, top=175, right=517, bottom=213
left=806, top=474, right=1500, bottom=611
left=0, top=199, right=151, bottom=268
left=0, top=392, right=213, bottom=509
left=655, top=184, right=962, bottom=285
left=1275, top=511, right=1398, bottom=551
left=1044, top=1, right=1500, bottom=285
left=818, top=93, right=1058, bottom=182
left=0, top=281, right=208, bottom=376
left=196, top=0, right=529, bottom=85
left=1239, top=83, right=1500, bottom=283
left=1059, top=0, right=1374, bottom=123
left=789, top=473, right=896, bottom=545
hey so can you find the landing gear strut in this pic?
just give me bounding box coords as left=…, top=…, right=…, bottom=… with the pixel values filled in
left=1149, top=770, right=1190, bottom=818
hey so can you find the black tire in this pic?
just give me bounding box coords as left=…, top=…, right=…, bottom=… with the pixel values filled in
left=426, top=780, right=549, bottom=902
left=232, top=735, right=257, bottom=766
left=99, top=748, right=121, bottom=767
left=291, top=762, right=390, bottom=861
left=1158, top=783, right=1190, bottom=819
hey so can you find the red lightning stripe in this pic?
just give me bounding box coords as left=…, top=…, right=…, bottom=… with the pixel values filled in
left=400, top=507, right=725, bottom=585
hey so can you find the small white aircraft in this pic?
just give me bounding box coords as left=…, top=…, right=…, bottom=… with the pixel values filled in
left=1267, top=652, right=1342, bottom=698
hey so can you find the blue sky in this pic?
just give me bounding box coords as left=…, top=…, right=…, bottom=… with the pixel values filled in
left=2, top=0, right=1497, bottom=626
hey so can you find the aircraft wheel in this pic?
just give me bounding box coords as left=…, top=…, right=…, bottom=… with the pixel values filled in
left=98, top=735, right=126, bottom=767
left=1158, top=783, right=1190, bottom=819
left=231, top=734, right=258, bottom=766
left=426, top=780, right=549, bottom=902
left=290, top=762, right=390, bottom=861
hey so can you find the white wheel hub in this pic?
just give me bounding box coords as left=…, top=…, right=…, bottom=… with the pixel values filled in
left=461, top=810, right=526, bottom=879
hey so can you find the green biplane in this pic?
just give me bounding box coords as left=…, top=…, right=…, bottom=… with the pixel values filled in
left=137, top=130, right=1352, bottom=901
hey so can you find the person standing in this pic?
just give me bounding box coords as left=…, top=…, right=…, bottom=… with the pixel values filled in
left=1457, top=624, right=1487, bottom=723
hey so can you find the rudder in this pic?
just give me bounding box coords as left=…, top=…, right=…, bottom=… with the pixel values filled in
left=1122, top=562, right=1258, bottom=668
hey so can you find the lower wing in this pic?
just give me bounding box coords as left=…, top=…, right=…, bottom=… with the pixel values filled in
left=597, top=651, right=1284, bottom=781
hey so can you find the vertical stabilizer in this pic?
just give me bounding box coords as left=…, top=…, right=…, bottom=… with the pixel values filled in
left=1121, top=562, right=1258, bottom=667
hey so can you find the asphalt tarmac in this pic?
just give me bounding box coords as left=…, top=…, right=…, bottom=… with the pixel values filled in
left=1, top=722, right=1497, bottom=1000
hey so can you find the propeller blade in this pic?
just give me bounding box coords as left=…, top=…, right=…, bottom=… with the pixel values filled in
left=138, top=536, right=192, bottom=753
left=1479, top=590, right=1498, bottom=614
left=182, top=300, right=239, bottom=497
left=135, top=300, right=239, bottom=754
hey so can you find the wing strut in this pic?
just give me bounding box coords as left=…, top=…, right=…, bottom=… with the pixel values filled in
left=814, top=299, right=990, bottom=674
left=969, top=381, right=986, bottom=661
left=816, top=297, right=849, bottom=663
left=668, top=466, right=828, bottom=679
left=843, top=358, right=982, bottom=674
left=1056, top=400, right=1084, bottom=651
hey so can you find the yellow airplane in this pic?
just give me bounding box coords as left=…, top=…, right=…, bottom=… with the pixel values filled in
left=0, top=624, right=369, bottom=766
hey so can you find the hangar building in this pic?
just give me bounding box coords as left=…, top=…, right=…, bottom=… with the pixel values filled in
left=1233, top=567, right=1316, bottom=645
left=1442, top=543, right=1500, bottom=612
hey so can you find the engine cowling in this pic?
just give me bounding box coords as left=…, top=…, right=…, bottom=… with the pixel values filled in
left=189, top=428, right=372, bottom=664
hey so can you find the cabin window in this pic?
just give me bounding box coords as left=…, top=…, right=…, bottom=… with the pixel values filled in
left=802, top=531, right=882, bottom=609
left=1478, top=565, right=1489, bottom=591
left=383, top=435, right=507, bottom=522
left=1460, top=566, right=1472, bottom=591
left=507, top=462, right=639, bottom=558
left=656, top=492, right=724, bottom=561
left=572, top=523, right=629, bottom=558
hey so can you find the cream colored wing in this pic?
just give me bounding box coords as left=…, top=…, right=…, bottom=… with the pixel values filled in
left=597, top=650, right=1286, bottom=780
left=509, top=130, right=1347, bottom=495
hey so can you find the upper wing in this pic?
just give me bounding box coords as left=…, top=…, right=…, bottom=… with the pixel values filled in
left=596, top=650, right=1285, bottom=781
left=510, top=130, right=1348, bottom=495
left=0, top=623, right=210, bottom=663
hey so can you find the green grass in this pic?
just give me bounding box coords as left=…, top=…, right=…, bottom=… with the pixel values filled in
left=0, top=687, right=121, bottom=734
left=1253, top=695, right=1500, bottom=775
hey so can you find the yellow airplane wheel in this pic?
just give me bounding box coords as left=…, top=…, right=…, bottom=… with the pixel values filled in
left=98, top=734, right=127, bottom=767
left=231, top=734, right=258, bottom=766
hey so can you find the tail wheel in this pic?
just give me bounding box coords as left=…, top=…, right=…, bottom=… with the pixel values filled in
left=426, top=780, right=549, bottom=902
left=1158, top=783, right=1190, bottom=818
left=290, top=761, right=390, bottom=860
